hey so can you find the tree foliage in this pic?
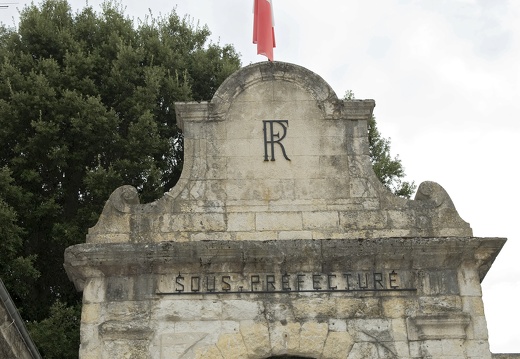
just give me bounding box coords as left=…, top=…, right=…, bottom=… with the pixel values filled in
left=368, top=117, right=416, bottom=198
left=344, top=90, right=416, bottom=198
left=0, top=1, right=240, bottom=357
left=0, top=166, right=40, bottom=301
left=27, top=301, right=81, bottom=359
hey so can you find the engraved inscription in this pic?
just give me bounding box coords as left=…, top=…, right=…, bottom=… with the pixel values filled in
left=157, top=270, right=416, bottom=295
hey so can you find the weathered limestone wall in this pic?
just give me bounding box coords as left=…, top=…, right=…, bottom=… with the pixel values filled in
left=0, top=279, right=41, bottom=359
left=65, top=62, right=506, bottom=359
left=86, top=62, right=471, bottom=244
left=66, top=237, right=504, bottom=359
left=0, top=303, right=33, bottom=359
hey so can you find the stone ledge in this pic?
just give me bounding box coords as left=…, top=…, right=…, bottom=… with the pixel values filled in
left=65, top=237, right=505, bottom=292
left=406, top=313, right=471, bottom=340
left=99, top=320, right=154, bottom=340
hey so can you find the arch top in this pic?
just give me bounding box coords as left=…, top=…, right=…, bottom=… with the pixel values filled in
left=211, top=61, right=338, bottom=109
left=175, top=61, right=376, bottom=130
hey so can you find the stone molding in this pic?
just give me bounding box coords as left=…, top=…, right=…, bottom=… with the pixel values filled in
left=65, top=237, right=505, bottom=292
left=406, top=313, right=471, bottom=340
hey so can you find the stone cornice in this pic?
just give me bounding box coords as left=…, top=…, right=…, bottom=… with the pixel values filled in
left=65, top=237, right=505, bottom=292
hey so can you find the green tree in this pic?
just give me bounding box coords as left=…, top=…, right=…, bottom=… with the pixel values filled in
left=0, top=1, right=240, bottom=357
left=27, top=301, right=81, bottom=359
left=0, top=166, right=40, bottom=303
left=344, top=90, right=416, bottom=198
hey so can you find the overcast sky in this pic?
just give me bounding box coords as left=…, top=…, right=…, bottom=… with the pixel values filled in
left=2, top=0, right=519, bottom=353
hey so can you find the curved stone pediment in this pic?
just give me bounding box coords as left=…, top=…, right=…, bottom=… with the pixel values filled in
left=87, top=62, right=471, bottom=243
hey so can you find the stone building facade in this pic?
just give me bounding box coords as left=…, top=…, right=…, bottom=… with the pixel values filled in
left=65, top=62, right=512, bottom=358
left=0, top=279, right=41, bottom=358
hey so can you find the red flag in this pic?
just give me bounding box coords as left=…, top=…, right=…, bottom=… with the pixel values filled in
left=253, top=0, right=276, bottom=61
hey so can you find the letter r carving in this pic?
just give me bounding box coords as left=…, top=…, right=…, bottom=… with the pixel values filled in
left=263, top=120, right=291, bottom=161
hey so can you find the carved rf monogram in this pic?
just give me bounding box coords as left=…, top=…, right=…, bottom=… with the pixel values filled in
left=263, top=120, right=290, bottom=161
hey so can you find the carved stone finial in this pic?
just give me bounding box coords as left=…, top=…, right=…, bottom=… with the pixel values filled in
left=109, top=185, right=139, bottom=213
left=414, top=181, right=455, bottom=209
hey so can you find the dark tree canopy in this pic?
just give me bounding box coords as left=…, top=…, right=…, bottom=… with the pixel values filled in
left=0, top=1, right=240, bottom=357
left=344, top=90, right=416, bottom=198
